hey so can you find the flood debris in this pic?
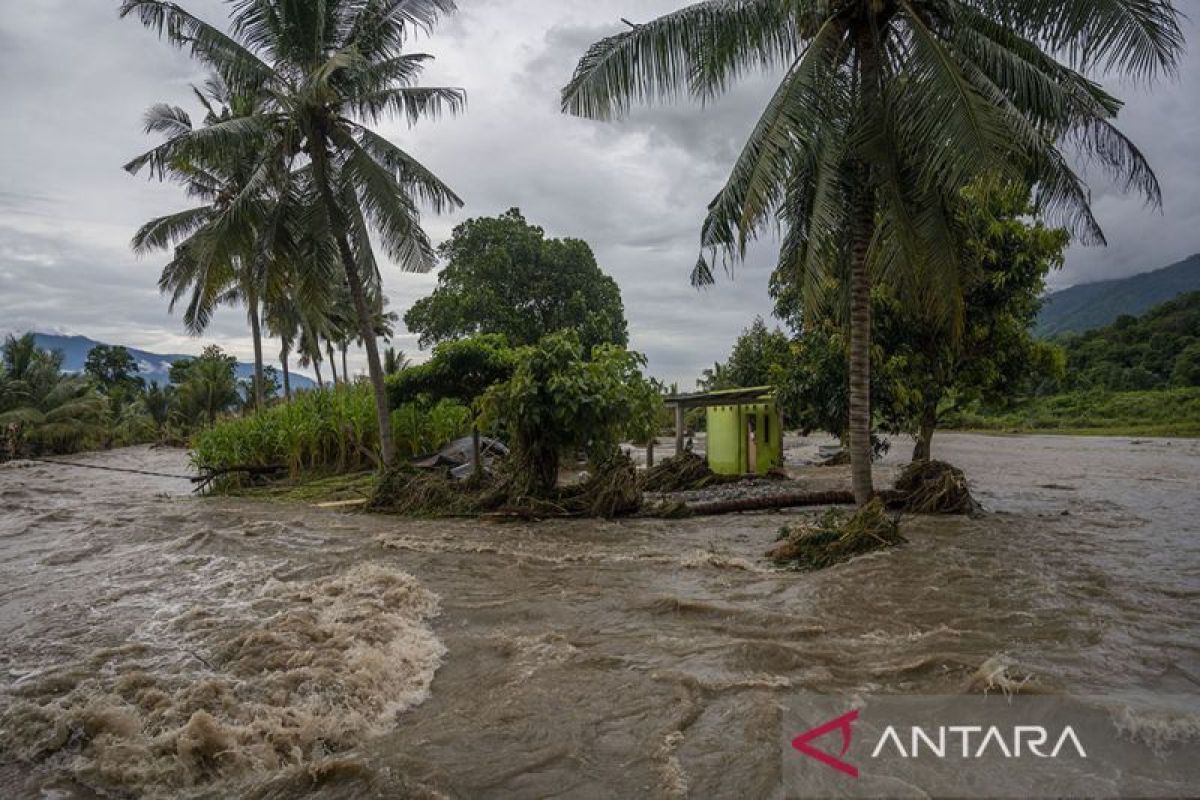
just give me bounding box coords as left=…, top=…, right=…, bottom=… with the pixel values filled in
left=639, top=452, right=727, bottom=492
left=370, top=452, right=644, bottom=519
left=890, top=459, right=979, bottom=515
left=767, top=499, right=906, bottom=570
left=368, top=465, right=488, bottom=516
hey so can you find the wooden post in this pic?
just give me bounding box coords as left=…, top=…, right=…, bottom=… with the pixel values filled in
left=674, top=404, right=685, bottom=455
left=646, top=438, right=655, bottom=468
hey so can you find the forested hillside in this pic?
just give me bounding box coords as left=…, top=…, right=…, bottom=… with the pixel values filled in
left=1035, top=253, right=1200, bottom=336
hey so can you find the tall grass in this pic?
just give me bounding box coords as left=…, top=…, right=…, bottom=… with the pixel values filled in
left=192, top=383, right=472, bottom=480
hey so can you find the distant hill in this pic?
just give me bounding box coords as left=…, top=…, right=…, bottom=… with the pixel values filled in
left=29, top=332, right=317, bottom=390
left=1035, top=253, right=1200, bottom=337
left=1056, top=291, right=1200, bottom=392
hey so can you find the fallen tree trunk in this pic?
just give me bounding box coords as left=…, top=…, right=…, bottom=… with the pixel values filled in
left=684, top=489, right=904, bottom=517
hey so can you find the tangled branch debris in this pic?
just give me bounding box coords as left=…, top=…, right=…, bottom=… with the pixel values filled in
left=891, top=460, right=979, bottom=514
left=368, top=466, right=488, bottom=516
left=369, top=452, right=644, bottom=519
left=639, top=452, right=724, bottom=492
left=767, top=499, right=905, bottom=570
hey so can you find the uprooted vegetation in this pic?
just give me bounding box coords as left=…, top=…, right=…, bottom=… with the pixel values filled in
left=368, top=452, right=643, bottom=519
left=640, top=452, right=733, bottom=492
left=889, top=459, right=979, bottom=515
left=767, top=499, right=906, bottom=570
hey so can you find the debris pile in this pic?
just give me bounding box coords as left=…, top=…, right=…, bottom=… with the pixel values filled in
left=891, top=459, right=979, bottom=514
left=767, top=499, right=906, bottom=570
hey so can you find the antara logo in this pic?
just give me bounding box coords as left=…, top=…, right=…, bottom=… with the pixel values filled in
left=791, top=709, right=861, bottom=778
left=792, top=710, right=1088, bottom=779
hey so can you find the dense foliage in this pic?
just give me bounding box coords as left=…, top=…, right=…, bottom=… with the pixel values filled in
left=711, top=182, right=1069, bottom=459
left=698, top=317, right=790, bottom=392
left=404, top=209, right=628, bottom=353
left=192, top=383, right=471, bottom=480
left=0, top=335, right=107, bottom=456
left=480, top=332, right=660, bottom=496
left=1050, top=291, right=1200, bottom=392
left=948, top=386, right=1200, bottom=438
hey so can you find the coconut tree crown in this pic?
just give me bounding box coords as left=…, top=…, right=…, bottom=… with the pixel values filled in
left=563, top=0, right=1180, bottom=318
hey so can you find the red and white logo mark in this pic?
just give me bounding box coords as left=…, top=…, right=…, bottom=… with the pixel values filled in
left=791, top=709, right=860, bottom=778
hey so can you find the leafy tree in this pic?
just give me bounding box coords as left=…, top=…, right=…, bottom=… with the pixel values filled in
left=563, top=0, right=1179, bottom=505
left=141, top=381, right=174, bottom=432
left=388, top=334, right=516, bottom=476
left=405, top=209, right=628, bottom=352
left=480, top=332, right=660, bottom=496
left=777, top=181, right=1068, bottom=460
left=700, top=316, right=791, bottom=392
left=1172, top=341, right=1200, bottom=388
left=171, top=345, right=240, bottom=427
left=240, top=366, right=281, bottom=412
left=123, top=0, right=465, bottom=467
left=128, top=76, right=289, bottom=411
left=84, top=345, right=143, bottom=392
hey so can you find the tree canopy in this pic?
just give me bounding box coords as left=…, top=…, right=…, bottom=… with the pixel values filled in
left=1051, top=291, right=1200, bottom=392
left=562, top=0, right=1180, bottom=505
left=775, top=180, right=1070, bottom=460
left=405, top=209, right=628, bottom=352
left=480, top=332, right=659, bottom=496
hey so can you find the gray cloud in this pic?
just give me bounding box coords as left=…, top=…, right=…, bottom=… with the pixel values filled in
left=1, top=0, right=1197, bottom=387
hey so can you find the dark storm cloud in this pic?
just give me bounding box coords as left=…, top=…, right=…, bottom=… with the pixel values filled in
left=0, top=0, right=1196, bottom=385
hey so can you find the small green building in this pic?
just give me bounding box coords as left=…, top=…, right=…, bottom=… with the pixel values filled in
left=665, top=386, right=784, bottom=476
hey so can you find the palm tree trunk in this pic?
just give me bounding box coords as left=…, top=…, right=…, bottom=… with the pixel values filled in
left=280, top=338, right=292, bottom=400
left=847, top=177, right=875, bottom=506
left=341, top=344, right=349, bottom=384
left=310, top=139, right=396, bottom=467
left=313, top=357, right=324, bottom=389
left=248, top=292, right=266, bottom=410
left=327, top=341, right=340, bottom=386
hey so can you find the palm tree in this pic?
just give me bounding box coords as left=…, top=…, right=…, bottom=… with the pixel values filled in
left=0, top=335, right=107, bottom=455
left=384, top=345, right=410, bottom=376
left=128, top=76, right=290, bottom=411
left=121, top=0, right=465, bottom=467
left=563, top=1, right=1180, bottom=505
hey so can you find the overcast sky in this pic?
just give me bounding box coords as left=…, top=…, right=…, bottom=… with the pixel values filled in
left=1, top=1, right=1196, bottom=385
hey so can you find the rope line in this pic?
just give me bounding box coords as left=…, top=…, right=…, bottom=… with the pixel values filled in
left=20, top=457, right=198, bottom=481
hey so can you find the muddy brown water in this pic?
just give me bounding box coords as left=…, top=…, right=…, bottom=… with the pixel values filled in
left=1, top=434, right=1198, bottom=798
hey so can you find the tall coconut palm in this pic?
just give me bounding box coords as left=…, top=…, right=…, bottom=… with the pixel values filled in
left=121, top=0, right=465, bottom=467
left=563, top=0, right=1180, bottom=505
left=128, top=76, right=292, bottom=410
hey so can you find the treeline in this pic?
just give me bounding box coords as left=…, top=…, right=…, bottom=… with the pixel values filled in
left=0, top=335, right=277, bottom=459
left=1047, top=291, right=1200, bottom=393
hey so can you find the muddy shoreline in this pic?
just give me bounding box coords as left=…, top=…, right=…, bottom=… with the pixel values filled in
left=2, top=433, right=1198, bottom=797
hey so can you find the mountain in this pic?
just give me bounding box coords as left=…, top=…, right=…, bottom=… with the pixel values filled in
left=1035, top=253, right=1200, bottom=337
left=29, top=333, right=317, bottom=390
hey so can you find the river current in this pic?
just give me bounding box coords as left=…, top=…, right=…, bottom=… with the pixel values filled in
left=1, top=433, right=1197, bottom=797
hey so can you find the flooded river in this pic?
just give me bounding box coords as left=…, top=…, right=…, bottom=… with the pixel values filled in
left=1, top=434, right=1198, bottom=797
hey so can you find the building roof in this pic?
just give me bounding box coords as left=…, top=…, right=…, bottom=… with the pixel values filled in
left=663, top=386, right=775, bottom=409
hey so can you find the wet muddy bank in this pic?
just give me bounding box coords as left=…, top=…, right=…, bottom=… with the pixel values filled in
left=2, top=435, right=1198, bottom=797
